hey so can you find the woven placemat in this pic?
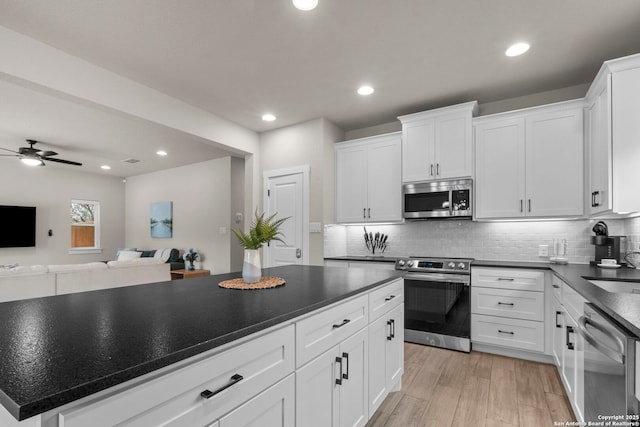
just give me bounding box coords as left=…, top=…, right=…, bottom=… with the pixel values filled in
left=218, top=276, right=285, bottom=290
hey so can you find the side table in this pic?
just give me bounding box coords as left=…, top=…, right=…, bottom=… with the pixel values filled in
left=170, top=269, right=211, bottom=280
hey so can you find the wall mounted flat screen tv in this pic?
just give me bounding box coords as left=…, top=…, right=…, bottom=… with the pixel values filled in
left=0, top=205, right=36, bottom=248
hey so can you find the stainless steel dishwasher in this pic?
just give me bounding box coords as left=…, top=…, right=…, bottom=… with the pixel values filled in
left=578, top=303, right=639, bottom=422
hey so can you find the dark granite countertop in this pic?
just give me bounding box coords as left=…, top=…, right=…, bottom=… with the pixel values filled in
left=0, top=265, right=400, bottom=421
left=325, top=255, right=399, bottom=263
left=472, top=259, right=640, bottom=337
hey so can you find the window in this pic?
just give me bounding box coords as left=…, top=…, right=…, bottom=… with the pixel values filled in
left=70, top=200, right=101, bottom=254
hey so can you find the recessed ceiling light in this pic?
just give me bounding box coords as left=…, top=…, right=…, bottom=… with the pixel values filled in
left=505, top=42, right=530, bottom=57
left=156, top=150, right=168, bottom=156
left=292, top=0, right=318, bottom=11
left=262, top=113, right=276, bottom=122
left=357, top=85, right=375, bottom=96
left=101, top=165, right=111, bottom=170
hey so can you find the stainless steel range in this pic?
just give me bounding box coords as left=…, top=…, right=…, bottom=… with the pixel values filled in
left=395, top=256, right=472, bottom=352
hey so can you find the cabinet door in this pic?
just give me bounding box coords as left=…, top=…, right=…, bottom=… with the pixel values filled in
left=367, top=136, right=402, bottom=222
left=385, top=304, right=404, bottom=387
left=402, top=119, right=435, bottom=182
left=220, top=375, right=294, bottom=427
left=368, top=315, right=389, bottom=415
left=587, top=78, right=612, bottom=214
left=525, top=108, right=584, bottom=217
left=296, top=347, right=340, bottom=427
left=551, top=297, right=564, bottom=367
left=435, top=114, right=472, bottom=179
left=561, top=312, right=577, bottom=398
left=474, top=118, right=526, bottom=219
left=338, top=327, right=369, bottom=427
left=336, top=144, right=368, bottom=223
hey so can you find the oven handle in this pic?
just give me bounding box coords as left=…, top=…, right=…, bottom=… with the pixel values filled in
left=404, top=273, right=470, bottom=284
left=576, top=315, right=624, bottom=364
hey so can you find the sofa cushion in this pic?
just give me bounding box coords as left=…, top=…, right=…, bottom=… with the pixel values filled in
left=116, top=247, right=137, bottom=258
left=0, top=265, right=49, bottom=277
left=117, top=250, right=142, bottom=261
left=107, top=258, right=165, bottom=269
left=153, top=248, right=180, bottom=263
left=48, top=262, right=108, bottom=272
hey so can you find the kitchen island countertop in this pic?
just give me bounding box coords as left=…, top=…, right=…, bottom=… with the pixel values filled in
left=0, top=265, right=400, bottom=421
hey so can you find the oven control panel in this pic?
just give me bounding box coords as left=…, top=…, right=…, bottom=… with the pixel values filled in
left=395, top=257, right=471, bottom=273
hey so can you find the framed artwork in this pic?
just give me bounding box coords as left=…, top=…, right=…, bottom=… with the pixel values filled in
left=150, top=201, right=173, bottom=238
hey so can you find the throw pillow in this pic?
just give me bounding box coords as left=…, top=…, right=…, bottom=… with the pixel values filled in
left=117, top=250, right=142, bottom=261
left=139, top=250, right=157, bottom=258
left=116, top=247, right=137, bottom=259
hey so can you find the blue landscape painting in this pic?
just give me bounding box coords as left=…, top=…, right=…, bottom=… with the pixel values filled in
left=150, top=201, right=173, bottom=238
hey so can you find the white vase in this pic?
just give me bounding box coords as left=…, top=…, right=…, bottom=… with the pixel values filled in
left=242, top=249, right=262, bottom=283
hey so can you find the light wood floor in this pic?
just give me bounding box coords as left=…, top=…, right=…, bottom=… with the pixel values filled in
left=367, top=342, right=576, bottom=427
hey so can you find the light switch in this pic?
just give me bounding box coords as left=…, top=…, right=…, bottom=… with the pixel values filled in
left=310, top=222, right=322, bottom=233
left=219, top=227, right=227, bottom=235
left=538, top=245, right=549, bottom=256
left=235, top=213, right=243, bottom=223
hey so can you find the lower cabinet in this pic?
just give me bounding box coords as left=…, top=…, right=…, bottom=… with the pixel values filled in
left=218, top=374, right=294, bottom=427
left=296, top=327, right=369, bottom=427
left=368, top=304, right=404, bottom=415
left=550, top=295, right=564, bottom=367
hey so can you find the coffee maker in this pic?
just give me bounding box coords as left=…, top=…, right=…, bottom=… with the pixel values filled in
left=591, top=221, right=627, bottom=265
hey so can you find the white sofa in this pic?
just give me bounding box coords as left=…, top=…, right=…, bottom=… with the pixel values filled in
left=0, top=258, right=170, bottom=303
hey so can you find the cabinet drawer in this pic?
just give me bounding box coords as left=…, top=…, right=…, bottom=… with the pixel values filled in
left=471, top=287, right=544, bottom=321
left=550, top=275, right=562, bottom=301
left=369, top=279, right=404, bottom=322
left=471, top=314, right=544, bottom=352
left=59, top=325, right=295, bottom=427
left=296, top=294, right=368, bottom=368
left=562, top=280, right=586, bottom=321
left=471, top=268, right=544, bottom=292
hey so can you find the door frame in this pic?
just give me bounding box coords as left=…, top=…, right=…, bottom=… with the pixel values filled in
left=263, top=165, right=310, bottom=266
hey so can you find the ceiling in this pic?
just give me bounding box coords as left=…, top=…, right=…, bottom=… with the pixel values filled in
left=1, top=0, right=640, bottom=175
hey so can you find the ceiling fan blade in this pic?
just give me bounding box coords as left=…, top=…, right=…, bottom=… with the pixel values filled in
left=42, top=157, right=82, bottom=166
left=37, top=150, right=58, bottom=157
left=0, top=154, right=19, bottom=157
left=19, top=147, right=39, bottom=155
left=0, top=147, right=20, bottom=154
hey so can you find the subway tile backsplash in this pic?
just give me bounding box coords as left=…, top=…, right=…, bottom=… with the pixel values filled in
left=324, top=217, right=640, bottom=264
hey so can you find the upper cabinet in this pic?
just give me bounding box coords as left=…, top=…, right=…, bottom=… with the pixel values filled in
left=398, top=101, right=478, bottom=183
left=586, top=54, right=640, bottom=216
left=474, top=101, right=585, bottom=220
left=335, top=132, right=402, bottom=223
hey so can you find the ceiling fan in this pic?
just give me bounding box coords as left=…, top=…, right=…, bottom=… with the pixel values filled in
left=0, top=139, right=82, bottom=167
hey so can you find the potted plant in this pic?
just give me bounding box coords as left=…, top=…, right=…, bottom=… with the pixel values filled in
left=232, top=211, right=288, bottom=283
left=183, top=248, right=199, bottom=271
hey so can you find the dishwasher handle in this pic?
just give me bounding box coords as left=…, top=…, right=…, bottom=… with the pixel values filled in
left=577, top=315, right=625, bottom=364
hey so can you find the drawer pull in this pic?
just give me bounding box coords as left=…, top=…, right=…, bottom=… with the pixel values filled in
left=200, top=374, right=244, bottom=399
left=335, top=356, right=343, bottom=385
left=342, top=352, right=350, bottom=380
left=497, top=278, right=515, bottom=281
left=552, top=284, right=560, bottom=289
left=332, top=319, right=351, bottom=329
left=498, top=330, right=514, bottom=335
left=497, top=302, right=514, bottom=306
left=385, top=295, right=396, bottom=302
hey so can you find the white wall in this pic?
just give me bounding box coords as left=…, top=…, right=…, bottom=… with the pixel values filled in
left=125, top=157, right=233, bottom=273
left=230, top=157, right=245, bottom=272
left=0, top=159, right=125, bottom=266
left=260, top=118, right=344, bottom=265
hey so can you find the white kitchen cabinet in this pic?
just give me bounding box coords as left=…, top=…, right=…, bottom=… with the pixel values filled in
left=368, top=304, right=403, bottom=415
left=470, top=267, right=545, bottom=353
left=335, top=132, right=401, bottom=223
left=474, top=100, right=584, bottom=220
left=550, top=296, right=564, bottom=367
left=296, top=327, right=369, bottom=427
left=219, top=374, right=294, bottom=427
left=399, top=101, right=478, bottom=183
left=586, top=54, right=640, bottom=216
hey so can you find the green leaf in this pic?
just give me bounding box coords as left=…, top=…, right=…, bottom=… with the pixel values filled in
left=231, top=210, right=289, bottom=249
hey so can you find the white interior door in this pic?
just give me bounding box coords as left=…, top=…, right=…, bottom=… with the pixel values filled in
left=264, top=169, right=306, bottom=267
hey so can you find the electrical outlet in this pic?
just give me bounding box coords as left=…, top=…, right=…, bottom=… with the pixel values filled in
left=538, top=244, right=549, bottom=257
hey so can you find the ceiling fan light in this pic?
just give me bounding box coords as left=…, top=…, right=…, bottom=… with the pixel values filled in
left=21, top=157, right=43, bottom=166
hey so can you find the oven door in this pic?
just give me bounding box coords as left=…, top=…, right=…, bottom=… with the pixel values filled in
left=403, top=273, right=471, bottom=352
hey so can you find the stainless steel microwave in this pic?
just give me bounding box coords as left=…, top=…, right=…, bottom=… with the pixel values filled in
left=403, top=179, right=473, bottom=219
